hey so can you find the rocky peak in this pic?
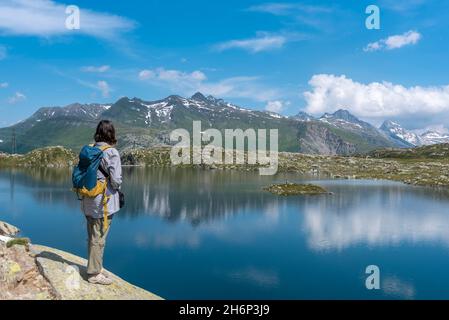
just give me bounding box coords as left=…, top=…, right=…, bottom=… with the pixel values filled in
left=331, top=109, right=360, bottom=123
left=292, top=111, right=315, bottom=121
left=191, top=92, right=207, bottom=101
left=379, top=120, right=421, bottom=147
left=380, top=120, right=401, bottom=131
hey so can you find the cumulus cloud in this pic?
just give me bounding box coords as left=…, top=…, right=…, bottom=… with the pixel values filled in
left=265, top=100, right=284, bottom=113
left=81, top=65, right=110, bottom=73
left=0, top=82, right=8, bottom=88
left=364, top=30, right=421, bottom=52
left=0, top=0, right=135, bottom=40
left=97, top=80, right=110, bottom=98
left=138, top=68, right=279, bottom=102
left=8, top=92, right=26, bottom=104
left=214, top=32, right=288, bottom=53
left=304, top=74, right=449, bottom=120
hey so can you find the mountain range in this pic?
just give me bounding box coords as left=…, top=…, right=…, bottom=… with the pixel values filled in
left=379, top=120, right=449, bottom=147
left=0, top=92, right=448, bottom=155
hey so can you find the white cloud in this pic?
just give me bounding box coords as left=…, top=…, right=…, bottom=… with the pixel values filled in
left=8, top=92, right=26, bottom=104
left=0, top=82, right=8, bottom=88
left=248, top=3, right=331, bottom=15
left=158, top=69, right=206, bottom=82
left=138, top=70, right=152, bottom=80
left=138, top=68, right=206, bottom=83
left=304, top=74, right=449, bottom=119
left=0, top=0, right=135, bottom=40
left=379, top=0, right=426, bottom=13
left=247, top=3, right=336, bottom=30
left=81, top=65, right=110, bottom=73
left=0, top=45, right=6, bottom=60
left=265, top=100, right=284, bottom=113
left=198, top=77, right=279, bottom=102
left=215, top=32, right=287, bottom=53
left=364, top=30, right=421, bottom=52
left=97, top=80, right=110, bottom=98
left=138, top=69, right=155, bottom=80
left=138, top=68, right=279, bottom=102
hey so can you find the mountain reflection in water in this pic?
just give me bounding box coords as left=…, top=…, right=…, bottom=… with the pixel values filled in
left=2, top=167, right=449, bottom=299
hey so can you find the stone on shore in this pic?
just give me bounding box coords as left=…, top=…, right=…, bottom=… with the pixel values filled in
left=0, top=221, right=20, bottom=237
left=32, top=245, right=163, bottom=300
left=0, top=240, right=55, bottom=300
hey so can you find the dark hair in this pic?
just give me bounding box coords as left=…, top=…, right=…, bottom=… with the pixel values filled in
left=94, top=120, right=117, bottom=145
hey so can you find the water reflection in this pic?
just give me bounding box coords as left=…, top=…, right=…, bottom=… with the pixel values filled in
left=383, top=276, right=415, bottom=300
left=302, top=180, right=449, bottom=251
left=2, top=168, right=449, bottom=251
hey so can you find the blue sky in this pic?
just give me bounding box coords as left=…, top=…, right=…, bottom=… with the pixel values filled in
left=1, top=0, right=449, bottom=130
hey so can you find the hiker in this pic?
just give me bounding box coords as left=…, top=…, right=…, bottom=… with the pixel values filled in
left=73, top=120, right=123, bottom=285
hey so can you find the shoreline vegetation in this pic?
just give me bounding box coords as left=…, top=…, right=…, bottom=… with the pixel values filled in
left=0, top=220, right=163, bottom=300
left=1, top=144, right=449, bottom=187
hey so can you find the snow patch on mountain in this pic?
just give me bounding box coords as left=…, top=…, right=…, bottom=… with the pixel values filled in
left=140, top=101, right=173, bottom=124
left=264, top=111, right=284, bottom=119
left=380, top=120, right=421, bottom=146
left=419, top=130, right=449, bottom=145
left=380, top=120, right=449, bottom=147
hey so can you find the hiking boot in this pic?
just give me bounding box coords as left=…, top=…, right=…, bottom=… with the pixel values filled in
left=88, top=273, right=113, bottom=285
left=101, top=268, right=112, bottom=277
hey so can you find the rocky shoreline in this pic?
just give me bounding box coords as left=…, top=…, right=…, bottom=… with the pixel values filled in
left=0, top=221, right=163, bottom=300
left=2, top=145, right=449, bottom=187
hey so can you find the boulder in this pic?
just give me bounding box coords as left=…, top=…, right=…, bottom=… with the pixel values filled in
left=0, top=242, right=55, bottom=300
left=0, top=221, right=20, bottom=237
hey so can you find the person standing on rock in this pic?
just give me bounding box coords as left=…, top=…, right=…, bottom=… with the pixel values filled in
left=75, top=120, right=123, bottom=285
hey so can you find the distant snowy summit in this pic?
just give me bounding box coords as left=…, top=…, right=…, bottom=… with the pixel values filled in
left=380, top=120, right=449, bottom=147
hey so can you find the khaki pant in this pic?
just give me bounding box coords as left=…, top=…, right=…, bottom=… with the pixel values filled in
left=86, top=216, right=112, bottom=275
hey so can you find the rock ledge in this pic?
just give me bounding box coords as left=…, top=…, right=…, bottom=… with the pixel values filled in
left=32, top=245, right=163, bottom=300
left=1, top=220, right=163, bottom=300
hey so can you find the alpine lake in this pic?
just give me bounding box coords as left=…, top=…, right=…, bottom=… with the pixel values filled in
left=2, top=167, right=449, bottom=299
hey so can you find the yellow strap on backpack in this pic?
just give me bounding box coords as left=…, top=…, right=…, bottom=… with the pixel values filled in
left=102, top=186, right=110, bottom=233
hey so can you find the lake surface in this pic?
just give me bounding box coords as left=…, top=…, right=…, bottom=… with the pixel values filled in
left=2, top=167, right=449, bottom=299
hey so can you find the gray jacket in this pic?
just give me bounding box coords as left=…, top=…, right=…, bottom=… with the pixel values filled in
left=81, top=142, right=123, bottom=218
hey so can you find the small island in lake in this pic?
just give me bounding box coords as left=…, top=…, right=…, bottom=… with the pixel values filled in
left=263, top=183, right=329, bottom=196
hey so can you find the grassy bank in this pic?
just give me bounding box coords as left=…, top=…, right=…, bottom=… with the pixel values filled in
left=2, top=145, right=449, bottom=188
